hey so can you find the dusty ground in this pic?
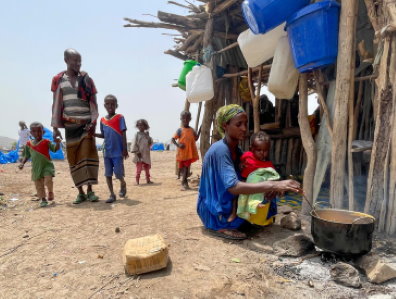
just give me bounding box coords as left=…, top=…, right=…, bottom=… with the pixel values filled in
left=0, top=151, right=395, bottom=299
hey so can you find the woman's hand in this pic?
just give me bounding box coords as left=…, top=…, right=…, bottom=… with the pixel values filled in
left=272, top=180, right=301, bottom=195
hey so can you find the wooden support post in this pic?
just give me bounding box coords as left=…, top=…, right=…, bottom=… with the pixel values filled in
left=299, top=74, right=317, bottom=215
left=184, top=99, right=190, bottom=112
left=248, top=65, right=263, bottom=133
left=195, top=102, right=202, bottom=131
left=199, top=0, right=215, bottom=158
left=330, top=0, right=358, bottom=209
left=365, top=35, right=395, bottom=222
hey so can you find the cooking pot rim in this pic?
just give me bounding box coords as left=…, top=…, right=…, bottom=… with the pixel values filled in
left=310, top=208, right=375, bottom=225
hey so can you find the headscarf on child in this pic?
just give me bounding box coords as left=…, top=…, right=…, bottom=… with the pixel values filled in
left=216, top=104, right=245, bottom=137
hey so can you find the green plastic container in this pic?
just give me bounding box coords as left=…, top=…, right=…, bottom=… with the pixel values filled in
left=178, top=60, right=198, bottom=90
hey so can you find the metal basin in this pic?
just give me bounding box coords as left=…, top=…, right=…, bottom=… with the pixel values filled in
left=311, top=209, right=375, bottom=256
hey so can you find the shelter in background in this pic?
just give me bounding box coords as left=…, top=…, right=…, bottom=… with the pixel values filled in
left=124, top=0, right=396, bottom=235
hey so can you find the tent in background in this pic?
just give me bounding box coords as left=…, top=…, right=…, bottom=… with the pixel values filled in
left=151, top=142, right=165, bottom=151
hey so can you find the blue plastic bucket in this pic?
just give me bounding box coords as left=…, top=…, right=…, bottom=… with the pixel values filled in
left=242, top=0, right=310, bottom=34
left=286, top=0, right=341, bottom=73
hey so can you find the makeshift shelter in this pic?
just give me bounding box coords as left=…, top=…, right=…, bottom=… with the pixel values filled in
left=124, top=0, right=396, bottom=235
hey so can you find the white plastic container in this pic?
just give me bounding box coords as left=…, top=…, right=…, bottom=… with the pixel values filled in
left=268, top=36, right=299, bottom=100
left=186, top=65, right=214, bottom=103
left=237, top=23, right=287, bottom=68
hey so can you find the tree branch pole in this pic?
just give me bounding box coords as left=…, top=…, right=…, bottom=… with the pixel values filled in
left=314, top=70, right=334, bottom=139
left=330, top=0, right=358, bottom=209
left=299, top=74, right=317, bottom=215
left=252, top=65, right=263, bottom=133
left=199, top=0, right=215, bottom=158
left=195, top=102, right=202, bottom=131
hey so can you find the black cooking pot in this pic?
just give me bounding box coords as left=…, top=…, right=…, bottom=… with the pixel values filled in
left=311, top=205, right=375, bottom=256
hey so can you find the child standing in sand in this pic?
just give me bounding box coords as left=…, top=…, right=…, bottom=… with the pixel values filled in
left=131, top=119, right=153, bottom=185
left=95, top=95, right=128, bottom=203
left=172, top=111, right=200, bottom=190
left=228, top=131, right=277, bottom=222
left=19, top=122, right=61, bottom=207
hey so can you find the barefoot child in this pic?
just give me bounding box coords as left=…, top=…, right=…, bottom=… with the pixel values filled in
left=172, top=111, right=200, bottom=190
left=19, top=122, right=61, bottom=207
left=228, top=131, right=277, bottom=222
left=95, top=95, right=128, bottom=203
left=131, top=119, right=153, bottom=185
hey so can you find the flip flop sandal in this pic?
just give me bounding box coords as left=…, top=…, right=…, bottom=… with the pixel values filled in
left=40, top=200, right=48, bottom=208
left=119, top=186, right=127, bottom=197
left=105, top=195, right=116, bottom=203
left=87, top=191, right=99, bottom=202
left=208, top=229, right=247, bottom=240
left=73, top=194, right=87, bottom=204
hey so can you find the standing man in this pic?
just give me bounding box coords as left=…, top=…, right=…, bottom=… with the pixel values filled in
left=51, top=48, right=100, bottom=204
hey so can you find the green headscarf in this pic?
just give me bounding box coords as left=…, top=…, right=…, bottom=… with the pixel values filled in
left=216, top=104, right=245, bottom=137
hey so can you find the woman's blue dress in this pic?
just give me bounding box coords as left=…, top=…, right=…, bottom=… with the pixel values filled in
left=197, top=139, right=245, bottom=230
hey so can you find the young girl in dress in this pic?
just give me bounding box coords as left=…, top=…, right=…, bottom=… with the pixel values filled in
left=131, top=119, right=153, bottom=185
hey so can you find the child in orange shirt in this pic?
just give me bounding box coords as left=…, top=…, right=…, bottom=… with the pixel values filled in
left=172, top=111, right=200, bottom=190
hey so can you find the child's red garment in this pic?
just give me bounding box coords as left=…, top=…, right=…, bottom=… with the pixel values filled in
left=173, top=127, right=199, bottom=168
left=240, top=151, right=275, bottom=178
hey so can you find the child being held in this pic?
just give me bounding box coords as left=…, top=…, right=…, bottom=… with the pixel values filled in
left=131, top=119, right=153, bottom=185
left=228, top=131, right=277, bottom=222
left=19, top=122, right=61, bottom=207
left=172, top=111, right=200, bottom=190
left=95, top=95, right=128, bottom=203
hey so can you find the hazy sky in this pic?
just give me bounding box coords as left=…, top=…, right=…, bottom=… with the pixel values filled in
left=0, top=0, right=317, bottom=142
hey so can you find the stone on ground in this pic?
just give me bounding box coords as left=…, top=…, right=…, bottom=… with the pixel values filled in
left=280, top=212, right=302, bottom=231
left=356, top=253, right=396, bottom=284
left=330, top=262, right=361, bottom=288
left=273, top=234, right=314, bottom=257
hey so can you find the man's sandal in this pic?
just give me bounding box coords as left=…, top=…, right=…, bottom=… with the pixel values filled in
left=40, top=200, right=48, bottom=208
left=87, top=191, right=99, bottom=202
left=73, top=194, right=87, bottom=204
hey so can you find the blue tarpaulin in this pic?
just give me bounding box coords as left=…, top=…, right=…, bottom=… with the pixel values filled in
left=42, top=127, right=64, bottom=160
left=151, top=143, right=165, bottom=151
left=0, top=150, right=18, bottom=164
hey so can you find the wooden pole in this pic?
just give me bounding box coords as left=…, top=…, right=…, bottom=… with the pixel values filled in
left=195, top=102, right=202, bottom=131
left=198, top=0, right=214, bottom=158
left=298, top=73, right=317, bottom=215
left=184, top=99, right=190, bottom=112
left=251, top=65, right=263, bottom=133
left=330, top=0, right=358, bottom=209
left=365, top=35, right=395, bottom=222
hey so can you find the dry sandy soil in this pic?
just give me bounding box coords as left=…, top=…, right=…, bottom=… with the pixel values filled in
left=0, top=151, right=395, bottom=298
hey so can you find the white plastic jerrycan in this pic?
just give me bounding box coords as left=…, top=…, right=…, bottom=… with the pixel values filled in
left=238, top=23, right=286, bottom=68
left=268, top=36, right=299, bottom=100
left=186, top=65, right=214, bottom=103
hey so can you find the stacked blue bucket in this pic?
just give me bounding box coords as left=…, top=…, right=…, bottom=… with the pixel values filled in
left=242, top=0, right=341, bottom=73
